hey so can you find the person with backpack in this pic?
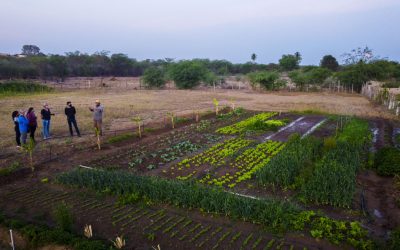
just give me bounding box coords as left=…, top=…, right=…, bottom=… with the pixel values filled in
left=65, top=101, right=81, bottom=137
left=26, top=107, right=37, bottom=142
left=41, top=103, right=55, bottom=139
left=18, top=111, right=29, bottom=145
left=12, top=111, right=21, bottom=148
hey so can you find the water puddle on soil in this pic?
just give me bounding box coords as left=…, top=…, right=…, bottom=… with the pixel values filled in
left=370, top=127, right=379, bottom=152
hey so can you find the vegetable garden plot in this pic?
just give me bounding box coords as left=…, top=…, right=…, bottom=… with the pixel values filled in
left=86, top=112, right=256, bottom=171
left=0, top=184, right=326, bottom=250
left=56, top=168, right=374, bottom=249
left=196, top=140, right=285, bottom=188
left=166, top=137, right=253, bottom=180
left=216, top=112, right=278, bottom=134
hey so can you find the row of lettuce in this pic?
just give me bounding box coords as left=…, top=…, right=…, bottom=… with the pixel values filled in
left=57, top=168, right=373, bottom=249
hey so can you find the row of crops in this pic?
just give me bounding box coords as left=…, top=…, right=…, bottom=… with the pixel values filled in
left=2, top=186, right=314, bottom=250
left=215, top=112, right=279, bottom=134
left=57, top=168, right=373, bottom=248
left=256, top=118, right=371, bottom=207
left=171, top=137, right=286, bottom=189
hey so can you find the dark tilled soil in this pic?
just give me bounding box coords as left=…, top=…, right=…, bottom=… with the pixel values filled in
left=0, top=182, right=337, bottom=250
left=266, top=115, right=326, bottom=142
left=355, top=170, right=400, bottom=237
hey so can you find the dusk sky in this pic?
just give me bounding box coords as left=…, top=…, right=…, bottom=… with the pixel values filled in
left=1, top=0, right=399, bottom=65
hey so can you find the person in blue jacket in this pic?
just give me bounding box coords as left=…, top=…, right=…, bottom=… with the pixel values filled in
left=18, top=111, right=29, bottom=145
left=12, top=111, right=21, bottom=147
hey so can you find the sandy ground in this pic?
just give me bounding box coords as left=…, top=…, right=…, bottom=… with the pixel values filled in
left=0, top=87, right=396, bottom=148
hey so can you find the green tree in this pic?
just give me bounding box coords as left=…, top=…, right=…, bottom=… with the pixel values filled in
left=110, top=53, right=133, bottom=76
left=320, top=55, right=339, bottom=71
left=251, top=53, right=257, bottom=63
left=306, top=67, right=332, bottom=85
left=142, top=67, right=166, bottom=88
left=22, top=45, right=41, bottom=56
left=168, top=61, right=208, bottom=89
left=288, top=71, right=308, bottom=90
left=49, top=55, right=68, bottom=81
left=247, top=71, right=280, bottom=90
left=203, top=71, right=218, bottom=86
left=334, top=62, right=369, bottom=92
left=279, top=53, right=301, bottom=71
left=30, top=56, right=49, bottom=79
left=342, top=46, right=378, bottom=65
left=289, top=68, right=332, bottom=90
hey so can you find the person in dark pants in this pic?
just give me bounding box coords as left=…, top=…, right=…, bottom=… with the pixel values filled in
left=18, top=111, right=29, bottom=145
left=65, top=101, right=81, bottom=137
left=41, top=103, right=54, bottom=139
left=12, top=111, right=21, bottom=148
left=26, top=107, right=37, bottom=142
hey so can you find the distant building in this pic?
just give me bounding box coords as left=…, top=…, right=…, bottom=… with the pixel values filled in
left=0, top=53, right=28, bottom=58
left=14, top=54, right=27, bottom=58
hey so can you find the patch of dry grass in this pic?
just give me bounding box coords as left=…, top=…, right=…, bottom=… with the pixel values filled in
left=0, top=87, right=395, bottom=148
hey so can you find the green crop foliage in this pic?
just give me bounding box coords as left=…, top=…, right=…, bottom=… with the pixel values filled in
left=216, top=112, right=277, bottom=134
left=0, top=161, right=21, bottom=176
left=57, top=169, right=373, bottom=248
left=374, top=147, right=400, bottom=176
left=200, top=140, right=285, bottom=188
left=107, top=133, right=135, bottom=144
left=302, top=119, right=371, bottom=207
left=387, top=228, right=400, bottom=250
left=0, top=80, right=53, bottom=97
left=0, top=213, right=109, bottom=249
left=57, top=168, right=300, bottom=232
left=175, top=138, right=252, bottom=180
left=256, top=134, right=322, bottom=188
left=129, top=140, right=200, bottom=168
left=52, top=202, right=74, bottom=232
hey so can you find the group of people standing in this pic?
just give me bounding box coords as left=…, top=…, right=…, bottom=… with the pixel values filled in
left=11, top=100, right=104, bottom=147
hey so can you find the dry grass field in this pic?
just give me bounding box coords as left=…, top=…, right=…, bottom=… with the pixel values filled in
left=0, top=84, right=395, bottom=148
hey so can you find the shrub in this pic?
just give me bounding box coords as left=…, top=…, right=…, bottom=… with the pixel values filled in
left=374, top=147, right=400, bottom=176
left=168, top=61, right=209, bottom=89
left=382, top=82, right=400, bottom=88
left=247, top=71, right=280, bottom=90
left=142, top=67, right=166, bottom=88
left=279, top=54, right=301, bottom=71
left=0, top=80, right=52, bottom=95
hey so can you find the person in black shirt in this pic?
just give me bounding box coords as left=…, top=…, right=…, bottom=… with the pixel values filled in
left=41, top=103, right=54, bottom=139
left=65, top=101, right=81, bottom=137
left=12, top=110, right=21, bottom=147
